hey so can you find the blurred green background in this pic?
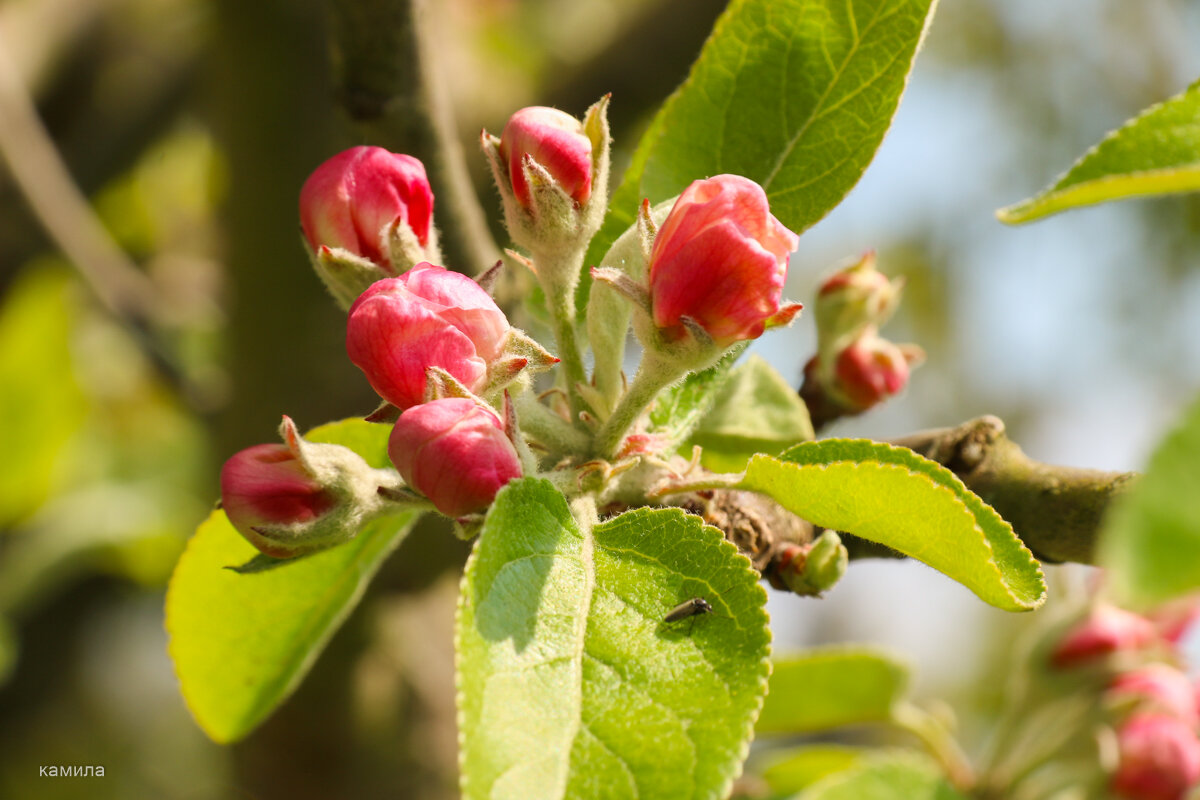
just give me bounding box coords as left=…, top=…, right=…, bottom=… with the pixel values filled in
left=0, top=0, right=1198, bottom=797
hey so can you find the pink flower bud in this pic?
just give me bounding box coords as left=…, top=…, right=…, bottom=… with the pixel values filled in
left=346, top=264, right=511, bottom=410
left=1108, top=666, right=1200, bottom=724
left=815, top=251, right=903, bottom=347
left=1112, top=713, right=1200, bottom=800
left=499, top=106, right=593, bottom=207
left=648, top=175, right=800, bottom=347
left=1149, top=596, right=1200, bottom=644
left=300, top=146, right=434, bottom=265
left=221, top=445, right=336, bottom=553
left=1051, top=604, right=1159, bottom=669
left=388, top=398, right=521, bottom=517
left=830, top=333, right=917, bottom=410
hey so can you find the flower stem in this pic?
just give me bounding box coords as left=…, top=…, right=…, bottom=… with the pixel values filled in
left=591, top=352, right=683, bottom=459
left=513, top=391, right=590, bottom=456
left=892, top=702, right=976, bottom=791
left=532, top=247, right=589, bottom=423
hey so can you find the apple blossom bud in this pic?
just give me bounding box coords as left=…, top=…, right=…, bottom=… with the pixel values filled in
left=1051, top=604, right=1159, bottom=669
left=300, top=146, right=434, bottom=263
left=346, top=264, right=512, bottom=410
left=1107, top=665, right=1199, bottom=724
left=647, top=175, right=801, bottom=348
left=499, top=106, right=593, bottom=208
left=771, top=531, right=848, bottom=596
left=483, top=97, right=610, bottom=254
left=815, top=251, right=904, bottom=354
left=220, top=416, right=405, bottom=558
left=221, top=444, right=336, bottom=542
left=388, top=398, right=522, bottom=517
left=1149, top=597, right=1200, bottom=644
left=829, top=332, right=921, bottom=410
left=1111, top=713, right=1200, bottom=800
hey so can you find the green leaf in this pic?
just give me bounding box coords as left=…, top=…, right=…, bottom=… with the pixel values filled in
left=586, top=0, right=938, bottom=268
left=999, top=78, right=1200, bottom=224
left=1100, top=393, right=1200, bottom=607
left=737, top=440, right=1046, bottom=611
left=457, top=480, right=770, bottom=800
left=760, top=746, right=869, bottom=795
left=0, top=266, right=86, bottom=525
left=648, top=342, right=747, bottom=452
left=166, top=418, right=415, bottom=743
left=797, top=753, right=968, bottom=800
left=0, top=483, right=190, bottom=616
left=757, top=646, right=909, bottom=735
left=689, top=355, right=814, bottom=472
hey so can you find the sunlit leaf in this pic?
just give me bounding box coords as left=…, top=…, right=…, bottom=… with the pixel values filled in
left=737, top=440, right=1046, bottom=611
left=457, top=480, right=770, bottom=799
left=760, top=746, right=869, bottom=795
left=689, top=355, right=814, bottom=472
left=999, top=78, right=1200, bottom=223
left=166, top=418, right=415, bottom=743
left=586, top=0, right=938, bottom=268
left=797, top=752, right=968, bottom=800
left=1100, top=393, right=1200, bottom=607
left=758, top=646, right=909, bottom=734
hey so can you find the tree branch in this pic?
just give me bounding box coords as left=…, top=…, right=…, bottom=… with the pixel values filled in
left=889, top=415, right=1135, bottom=564
left=682, top=415, right=1135, bottom=595
left=0, top=23, right=199, bottom=402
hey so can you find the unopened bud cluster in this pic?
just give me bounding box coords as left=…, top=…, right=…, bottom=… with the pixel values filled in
left=801, top=252, right=922, bottom=426
left=769, top=531, right=848, bottom=596
left=217, top=95, right=883, bottom=567
left=1047, top=600, right=1200, bottom=800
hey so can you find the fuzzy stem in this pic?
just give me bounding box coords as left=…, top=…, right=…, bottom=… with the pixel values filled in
left=513, top=391, right=590, bottom=457
left=591, top=351, right=683, bottom=459
left=892, top=702, right=976, bottom=791
left=532, top=247, right=589, bottom=421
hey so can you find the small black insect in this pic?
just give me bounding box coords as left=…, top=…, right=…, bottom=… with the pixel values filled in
left=663, top=596, right=716, bottom=624
left=661, top=587, right=736, bottom=634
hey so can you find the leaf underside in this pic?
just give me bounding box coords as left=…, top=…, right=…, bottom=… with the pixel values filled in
left=738, top=439, right=1046, bottom=611
left=999, top=77, right=1200, bottom=223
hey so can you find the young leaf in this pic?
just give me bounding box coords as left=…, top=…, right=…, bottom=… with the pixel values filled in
left=737, top=440, right=1046, bottom=611
left=796, top=752, right=968, bottom=800
left=166, top=418, right=416, bottom=743
left=647, top=342, right=747, bottom=452
left=689, top=354, right=814, bottom=472
left=757, top=646, right=910, bottom=735
left=457, top=480, right=770, bottom=800
left=760, top=745, right=868, bottom=796
left=1100, top=393, right=1200, bottom=607
left=999, top=78, right=1200, bottom=224
left=586, top=0, right=939, bottom=268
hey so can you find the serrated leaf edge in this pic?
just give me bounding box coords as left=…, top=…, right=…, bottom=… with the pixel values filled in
left=745, top=440, right=1046, bottom=610
left=633, top=507, right=773, bottom=800
left=998, top=77, right=1200, bottom=224
left=455, top=490, right=774, bottom=800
